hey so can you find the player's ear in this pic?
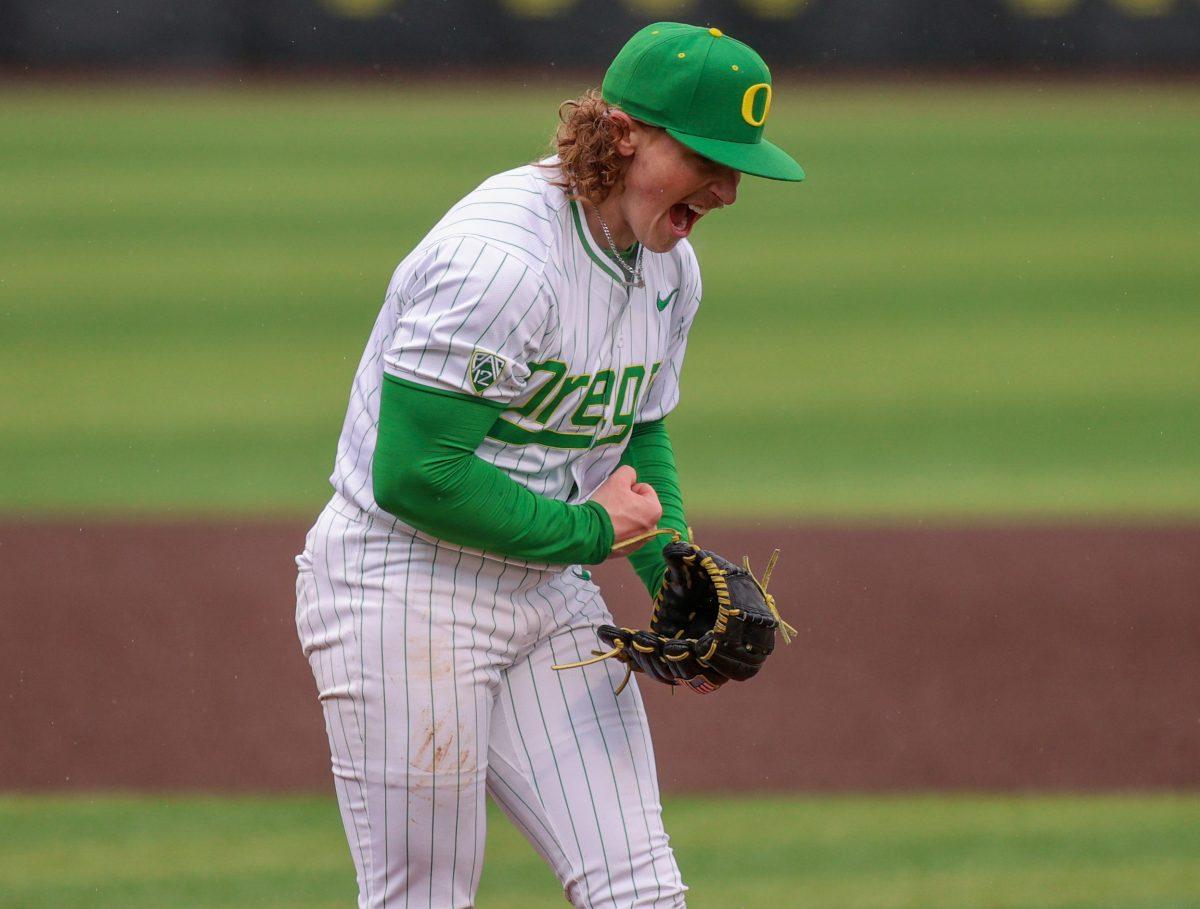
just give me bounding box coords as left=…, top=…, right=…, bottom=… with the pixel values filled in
left=607, top=109, right=638, bottom=158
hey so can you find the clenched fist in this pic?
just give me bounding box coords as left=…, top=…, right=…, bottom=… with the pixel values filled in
left=589, top=466, right=662, bottom=559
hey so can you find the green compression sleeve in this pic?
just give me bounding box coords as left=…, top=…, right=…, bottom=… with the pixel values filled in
left=372, top=374, right=614, bottom=565
left=619, top=419, right=689, bottom=596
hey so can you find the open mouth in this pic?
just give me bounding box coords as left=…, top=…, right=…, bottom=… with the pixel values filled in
left=668, top=202, right=706, bottom=238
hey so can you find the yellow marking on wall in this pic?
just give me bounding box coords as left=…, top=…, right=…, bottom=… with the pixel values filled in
left=738, top=0, right=812, bottom=18
left=621, top=0, right=698, bottom=14
left=1005, top=0, right=1080, bottom=16
left=320, top=0, right=394, bottom=18
left=501, top=0, right=577, bottom=16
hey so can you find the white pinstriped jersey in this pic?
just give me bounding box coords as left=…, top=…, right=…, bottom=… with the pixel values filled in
left=328, top=159, right=702, bottom=560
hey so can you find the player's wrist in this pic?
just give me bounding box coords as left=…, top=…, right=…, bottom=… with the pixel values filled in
left=582, top=499, right=615, bottom=564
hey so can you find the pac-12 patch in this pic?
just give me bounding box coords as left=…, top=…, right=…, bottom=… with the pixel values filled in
left=469, top=349, right=506, bottom=393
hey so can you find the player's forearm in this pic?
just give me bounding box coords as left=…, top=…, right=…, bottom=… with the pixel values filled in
left=619, top=419, right=689, bottom=595
left=372, top=374, right=614, bottom=565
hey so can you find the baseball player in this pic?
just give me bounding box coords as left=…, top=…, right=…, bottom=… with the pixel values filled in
left=295, top=22, right=803, bottom=909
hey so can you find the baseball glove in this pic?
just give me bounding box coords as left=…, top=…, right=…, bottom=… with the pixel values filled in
left=555, top=531, right=796, bottom=695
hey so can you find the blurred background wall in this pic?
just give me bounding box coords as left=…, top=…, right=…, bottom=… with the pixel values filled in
left=3, top=0, right=1199, bottom=72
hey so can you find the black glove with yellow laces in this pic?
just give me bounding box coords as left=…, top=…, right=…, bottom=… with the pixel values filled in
left=556, top=534, right=795, bottom=695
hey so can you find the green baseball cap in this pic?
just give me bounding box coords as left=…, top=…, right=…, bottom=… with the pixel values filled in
left=602, top=22, right=804, bottom=183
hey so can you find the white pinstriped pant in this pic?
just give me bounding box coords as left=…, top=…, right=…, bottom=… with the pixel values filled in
left=296, top=496, right=687, bottom=909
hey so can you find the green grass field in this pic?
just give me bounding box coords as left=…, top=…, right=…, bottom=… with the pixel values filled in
left=2, top=793, right=1198, bottom=909
left=3, top=81, right=1196, bottom=909
left=2, top=82, right=1197, bottom=518
left=2, top=82, right=1200, bottom=522
left=2, top=82, right=1197, bottom=908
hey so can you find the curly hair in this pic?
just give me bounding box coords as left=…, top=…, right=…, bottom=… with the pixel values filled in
left=546, top=89, right=630, bottom=206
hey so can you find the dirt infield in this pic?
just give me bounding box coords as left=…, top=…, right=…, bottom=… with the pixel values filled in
left=1, top=520, right=1197, bottom=793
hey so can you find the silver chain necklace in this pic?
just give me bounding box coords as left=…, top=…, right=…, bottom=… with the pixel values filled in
left=591, top=203, right=645, bottom=289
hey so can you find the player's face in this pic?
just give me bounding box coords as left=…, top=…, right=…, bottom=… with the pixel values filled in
left=617, top=121, right=741, bottom=254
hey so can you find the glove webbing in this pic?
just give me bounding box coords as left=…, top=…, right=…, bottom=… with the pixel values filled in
left=743, top=550, right=796, bottom=644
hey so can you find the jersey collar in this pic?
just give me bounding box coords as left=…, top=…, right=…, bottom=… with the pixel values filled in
left=569, top=199, right=630, bottom=285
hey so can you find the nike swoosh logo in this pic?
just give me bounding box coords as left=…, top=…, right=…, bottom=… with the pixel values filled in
left=656, top=288, right=680, bottom=312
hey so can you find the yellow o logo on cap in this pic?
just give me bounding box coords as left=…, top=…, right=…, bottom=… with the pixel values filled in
left=741, top=83, right=772, bottom=127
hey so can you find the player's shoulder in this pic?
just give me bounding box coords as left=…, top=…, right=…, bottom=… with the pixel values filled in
left=669, top=237, right=701, bottom=282
left=418, top=161, right=567, bottom=273
left=658, top=237, right=703, bottom=309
